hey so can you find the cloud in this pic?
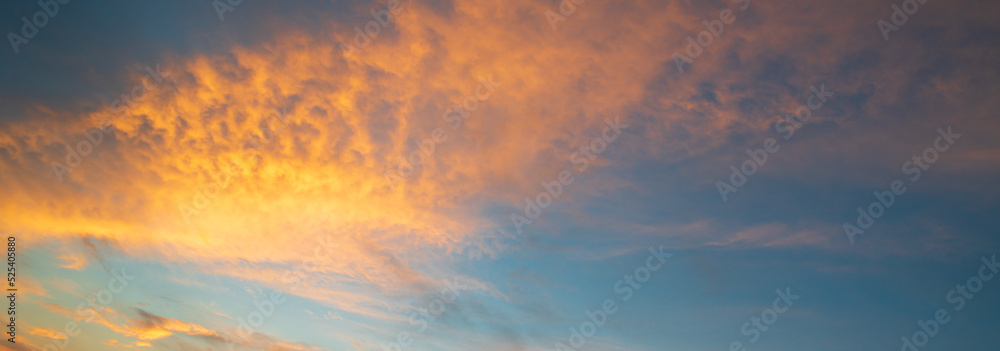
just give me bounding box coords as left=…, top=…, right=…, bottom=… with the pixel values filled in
left=41, top=301, right=318, bottom=350
left=18, top=277, right=50, bottom=298
left=42, top=302, right=214, bottom=341
left=2, top=0, right=1000, bottom=349
left=56, top=249, right=88, bottom=271
left=0, top=0, right=687, bottom=319
left=0, top=340, right=47, bottom=351
left=2, top=0, right=995, bottom=276
left=104, top=339, right=152, bottom=348
left=27, top=327, right=67, bottom=340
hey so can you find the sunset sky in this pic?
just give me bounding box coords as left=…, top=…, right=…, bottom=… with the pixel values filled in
left=2, top=0, right=999, bottom=350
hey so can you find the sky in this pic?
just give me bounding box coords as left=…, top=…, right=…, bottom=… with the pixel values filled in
left=1, top=0, right=999, bottom=350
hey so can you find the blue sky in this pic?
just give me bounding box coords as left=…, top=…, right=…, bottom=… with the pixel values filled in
left=1, top=0, right=999, bottom=350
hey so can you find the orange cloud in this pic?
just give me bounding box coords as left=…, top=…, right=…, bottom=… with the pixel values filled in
left=2, top=0, right=668, bottom=315
left=27, top=327, right=67, bottom=340
left=3, top=2, right=998, bottom=344
left=18, top=277, right=49, bottom=298
left=42, top=302, right=215, bottom=342
left=55, top=249, right=88, bottom=271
